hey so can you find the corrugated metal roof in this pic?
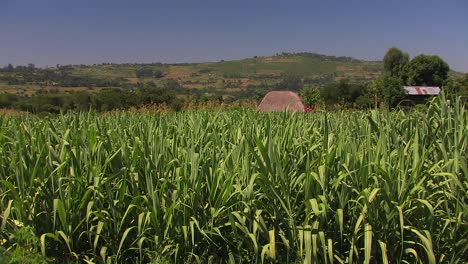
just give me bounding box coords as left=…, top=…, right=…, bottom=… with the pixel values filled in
left=404, top=86, right=440, bottom=95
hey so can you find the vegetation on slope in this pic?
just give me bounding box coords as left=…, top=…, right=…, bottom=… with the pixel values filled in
left=0, top=50, right=466, bottom=113
left=0, top=52, right=382, bottom=95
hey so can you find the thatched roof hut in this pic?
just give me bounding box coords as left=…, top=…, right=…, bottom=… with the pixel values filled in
left=258, top=91, right=305, bottom=112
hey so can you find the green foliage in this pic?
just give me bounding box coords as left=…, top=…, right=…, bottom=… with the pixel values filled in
left=0, top=94, right=19, bottom=108
left=2, top=82, right=179, bottom=113
left=406, top=54, right=450, bottom=87
left=221, top=72, right=245, bottom=78
left=197, top=52, right=377, bottom=80
left=300, top=85, right=322, bottom=107
left=0, top=96, right=466, bottom=263
left=198, top=68, right=213, bottom=73
left=136, top=68, right=165, bottom=78
left=372, top=75, right=406, bottom=108
left=457, top=74, right=468, bottom=98
left=274, top=75, right=303, bottom=91
left=135, top=81, right=176, bottom=105
left=320, top=79, right=367, bottom=106
left=0, top=53, right=388, bottom=111
left=0, top=227, right=48, bottom=264
left=0, top=247, right=48, bottom=264
left=0, top=64, right=127, bottom=87
left=92, top=88, right=133, bottom=111
left=444, top=74, right=468, bottom=100
left=169, top=98, right=184, bottom=112
left=354, top=91, right=374, bottom=109
left=383, top=47, right=409, bottom=78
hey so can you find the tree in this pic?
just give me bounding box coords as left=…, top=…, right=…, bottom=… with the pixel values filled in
left=153, top=69, right=164, bottom=78
left=135, top=68, right=154, bottom=78
left=274, top=75, right=302, bottom=91
left=135, top=82, right=175, bottom=105
left=92, top=89, right=131, bottom=111
left=406, top=54, right=450, bottom=87
left=383, top=47, right=409, bottom=78
left=355, top=91, right=373, bottom=109
left=320, top=79, right=366, bottom=106
left=320, top=82, right=340, bottom=105
left=372, top=75, right=406, bottom=108
left=444, top=74, right=468, bottom=98
left=300, top=85, right=322, bottom=108
left=0, top=93, right=19, bottom=108
left=6, top=64, right=14, bottom=72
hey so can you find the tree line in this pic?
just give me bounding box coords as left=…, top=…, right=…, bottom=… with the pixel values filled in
left=0, top=81, right=182, bottom=114
left=0, top=64, right=125, bottom=87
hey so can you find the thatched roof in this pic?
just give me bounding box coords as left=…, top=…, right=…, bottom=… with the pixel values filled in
left=258, top=91, right=305, bottom=112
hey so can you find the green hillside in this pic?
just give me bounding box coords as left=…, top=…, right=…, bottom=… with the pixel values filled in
left=0, top=52, right=464, bottom=103
left=0, top=53, right=384, bottom=97
left=71, top=52, right=383, bottom=78
left=75, top=52, right=384, bottom=86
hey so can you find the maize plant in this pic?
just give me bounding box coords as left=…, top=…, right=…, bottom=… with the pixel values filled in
left=0, top=94, right=466, bottom=263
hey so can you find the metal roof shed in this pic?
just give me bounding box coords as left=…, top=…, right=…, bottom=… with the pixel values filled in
left=403, top=86, right=441, bottom=95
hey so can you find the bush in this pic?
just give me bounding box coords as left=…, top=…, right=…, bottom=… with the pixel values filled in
left=372, top=75, right=406, bottom=108
left=300, top=85, right=322, bottom=108
left=169, top=98, right=184, bottom=112
left=0, top=227, right=48, bottom=264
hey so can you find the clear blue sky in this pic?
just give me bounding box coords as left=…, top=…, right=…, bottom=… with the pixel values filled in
left=1, top=0, right=467, bottom=71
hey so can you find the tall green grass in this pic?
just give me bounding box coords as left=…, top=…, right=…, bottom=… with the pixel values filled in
left=0, top=95, right=466, bottom=263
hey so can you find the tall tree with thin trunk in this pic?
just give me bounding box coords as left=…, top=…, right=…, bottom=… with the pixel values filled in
left=383, top=47, right=409, bottom=79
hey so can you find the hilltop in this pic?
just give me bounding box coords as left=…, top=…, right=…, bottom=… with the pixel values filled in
left=74, top=52, right=384, bottom=91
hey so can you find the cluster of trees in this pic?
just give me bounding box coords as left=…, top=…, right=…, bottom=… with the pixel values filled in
left=373, top=47, right=451, bottom=108
left=273, top=75, right=303, bottom=91
left=0, top=64, right=126, bottom=87
left=445, top=73, right=468, bottom=100
left=0, top=81, right=181, bottom=113
left=300, top=48, right=460, bottom=109
left=260, top=47, right=460, bottom=109
left=135, top=68, right=165, bottom=78
left=234, top=75, right=372, bottom=108
left=275, top=52, right=362, bottom=63
left=320, top=80, right=370, bottom=107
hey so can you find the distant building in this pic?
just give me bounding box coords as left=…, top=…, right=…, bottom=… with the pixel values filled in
left=403, top=86, right=440, bottom=105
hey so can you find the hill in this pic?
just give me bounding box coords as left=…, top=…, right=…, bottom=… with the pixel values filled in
left=0, top=53, right=383, bottom=96
left=0, top=52, right=464, bottom=101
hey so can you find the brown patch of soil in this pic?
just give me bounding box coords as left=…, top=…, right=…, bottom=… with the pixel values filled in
left=336, top=66, right=348, bottom=71
left=127, top=77, right=139, bottom=83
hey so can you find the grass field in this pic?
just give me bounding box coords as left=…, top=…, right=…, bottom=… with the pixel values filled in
left=0, top=95, right=466, bottom=263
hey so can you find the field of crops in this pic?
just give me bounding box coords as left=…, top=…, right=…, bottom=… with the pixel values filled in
left=0, top=95, right=466, bottom=264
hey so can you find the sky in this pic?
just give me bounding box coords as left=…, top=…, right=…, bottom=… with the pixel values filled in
left=1, top=0, right=467, bottom=72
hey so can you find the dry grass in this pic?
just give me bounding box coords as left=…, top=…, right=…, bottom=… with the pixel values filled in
left=0, top=108, right=26, bottom=116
